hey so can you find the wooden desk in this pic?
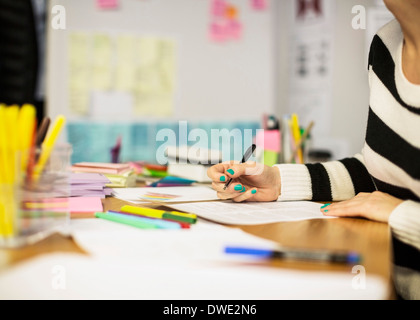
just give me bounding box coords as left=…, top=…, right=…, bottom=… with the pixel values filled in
left=0, top=196, right=395, bottom=299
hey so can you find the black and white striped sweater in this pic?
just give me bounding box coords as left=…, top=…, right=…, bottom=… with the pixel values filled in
left=275, top=20, right=420, bottom=254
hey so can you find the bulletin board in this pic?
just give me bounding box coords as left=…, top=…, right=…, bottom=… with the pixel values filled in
left=46, top=0, right=276, bottom=124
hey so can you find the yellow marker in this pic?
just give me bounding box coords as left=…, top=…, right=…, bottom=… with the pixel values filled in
left=0, top=105, right=8, bottom=184
left=17, top=104, right=37, bottom=173
left=291, top=113, right=303, bottom=164
left=0, top=106, right=8, bottom=236
left=33, top=115, right=66, bottom=180
left=120, top=205, right=197, bottom=224
left=4, top=105, right=19, bottom=183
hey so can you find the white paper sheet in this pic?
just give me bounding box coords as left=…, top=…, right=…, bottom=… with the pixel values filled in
left=0, top=219, right=389, bottom=299
left=167, top=200, right=335, bottom=225
left=0, top=252, right=389, bottom=300
left=111, top=185, right=219, bottom=204
left=68, top=218, right=279, bottom=261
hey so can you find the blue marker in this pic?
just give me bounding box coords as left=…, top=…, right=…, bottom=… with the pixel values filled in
left=225, top=246, right=361, bottom=264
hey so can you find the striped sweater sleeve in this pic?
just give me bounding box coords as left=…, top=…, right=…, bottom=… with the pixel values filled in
left=273, top=153, right=376, bottom=202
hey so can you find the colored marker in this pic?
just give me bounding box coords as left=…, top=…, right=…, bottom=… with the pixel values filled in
left=109, top=210, right=190, bottom=229
left=224, top=246, right=361, bottom=264
left=95, top=212, right=159, bottom=230
left=106, top=211, right=181, bottom=229
left=33, top=115, right=66, bottom=180
left=120, top=205, right=197, bottom=224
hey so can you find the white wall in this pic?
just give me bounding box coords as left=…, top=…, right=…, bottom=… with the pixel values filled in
left=46, top=0, right=276, bottom=123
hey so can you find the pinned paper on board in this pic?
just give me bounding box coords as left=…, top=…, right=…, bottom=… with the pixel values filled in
left=68, top=33, right=90, bottom=115
left=250, top=0, right=268, bottom=11
left=96, top=0, right=119, bottom=10
left=68, top=33, right=176, bottom=117
left=209, top=0, right=243, bottom=42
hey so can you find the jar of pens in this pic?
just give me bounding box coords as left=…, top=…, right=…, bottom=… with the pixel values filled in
left=0, top=104, right=70, bottom=248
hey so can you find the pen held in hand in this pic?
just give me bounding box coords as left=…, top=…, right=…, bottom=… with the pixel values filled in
left=223, top=144, right=256, bottom=190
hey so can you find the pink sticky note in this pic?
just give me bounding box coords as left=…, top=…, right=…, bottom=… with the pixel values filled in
left=209, top=21, right=228, bottom=42
left=226, top=19, right=242, bottom=40
left=96, top=0, right=119, bottom=10
left=69, top=197, right=104, bottom=213
left=211, top=0, right=227, bottom=18
left=256, top=130, right=281, bottom=152
left=251, top=0, right=268, bottom=10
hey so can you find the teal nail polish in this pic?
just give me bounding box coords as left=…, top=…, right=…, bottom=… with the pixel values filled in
left=227, top=169, right=235, bottom=175
left=241, top=186, right=246, bottom=193
left=251, top=189, right=257, bottom=194
left=234, top=184, right=242, bottom=191
left=321, top=203, right=331, bottom=209
left=324, top=210, right=328, bottom=213
left=220, top=176, right=226, bottom=182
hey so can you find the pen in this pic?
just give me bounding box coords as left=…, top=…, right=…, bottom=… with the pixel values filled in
left=224, top=246, right=361, bottom=264
left=223, top=144, right=256, bottom=190
left=35, top=117, right=51, bottom=148
left=291, top=114, right=303, bottom=164
left=106, top=211, right=181, bottom=229
left=288, top=121, right=314, bottom=164
left=33, top=115, right=66, bottom=180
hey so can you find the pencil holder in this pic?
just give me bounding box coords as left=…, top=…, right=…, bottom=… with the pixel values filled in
left=0, top=143, right=72, bottom=248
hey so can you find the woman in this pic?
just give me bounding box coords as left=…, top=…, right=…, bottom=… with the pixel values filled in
left=208, top=0, right=420, bottom=299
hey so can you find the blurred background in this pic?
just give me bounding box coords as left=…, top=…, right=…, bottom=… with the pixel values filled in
left=0, top=0, right=394, bottom=164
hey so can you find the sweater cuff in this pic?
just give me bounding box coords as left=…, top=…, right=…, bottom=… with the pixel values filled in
left=273, top=164, right=312, bottom=201
left=389, top=200, right=420, bottom=251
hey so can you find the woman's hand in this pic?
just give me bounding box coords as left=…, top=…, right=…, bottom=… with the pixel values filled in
left=321, top=191, right=404, bottom=223
left=207, top=161, right=281, bottom=202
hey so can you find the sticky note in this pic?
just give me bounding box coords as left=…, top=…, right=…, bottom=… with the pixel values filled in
left=263, top=150, right=279, bottom=167
left=96, top=0, right=119, bottom=10
left=256, top=130, right=281, bottom=152
left=251, top=0, right=268, bottom=11
left=211, top=0, right=227, bottom=17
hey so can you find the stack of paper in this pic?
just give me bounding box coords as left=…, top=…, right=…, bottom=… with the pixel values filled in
left=71, top=162, right=136, bottom=188
left=70, top=173, right=112, bottom=198
left=71, top=162, right=131, bottom=174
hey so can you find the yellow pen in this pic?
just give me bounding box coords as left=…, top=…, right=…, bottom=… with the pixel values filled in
left=0, top=105, right=8, bottom=184
left=291, top=113, right=303, bottom=164
left=120, top=205, right=197, bottom=224
left=0, top=105, right=6, bottom=236
left=5, top=105, right=19, bottom=183
left=0, top=105, right=20, bottom=237
left=17, top=104, right=37, bottom=173
left=33, top=115, right=66, bottom=180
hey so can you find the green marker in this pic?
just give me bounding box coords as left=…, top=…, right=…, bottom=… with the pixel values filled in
left=95, top=212, right=159, bottom=229
left=162, top=212, right=197, bottom=224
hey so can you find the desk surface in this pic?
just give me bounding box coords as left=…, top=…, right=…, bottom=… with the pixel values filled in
left=0, top=196, right=395, bottom=299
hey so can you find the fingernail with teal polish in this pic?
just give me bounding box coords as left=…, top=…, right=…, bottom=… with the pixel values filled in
left=234, top=184, right=242, bottom=191
left=241, top=186, right=246, bottom=193
left=227, top=169, right=235, bottom=175
left=321, top=203, right=331, bottom=209
left=220, top=176, right=226, bottom=182
left=324, top=210, right=329, bottom=213
left=251, top=189, right=257, bottom=194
